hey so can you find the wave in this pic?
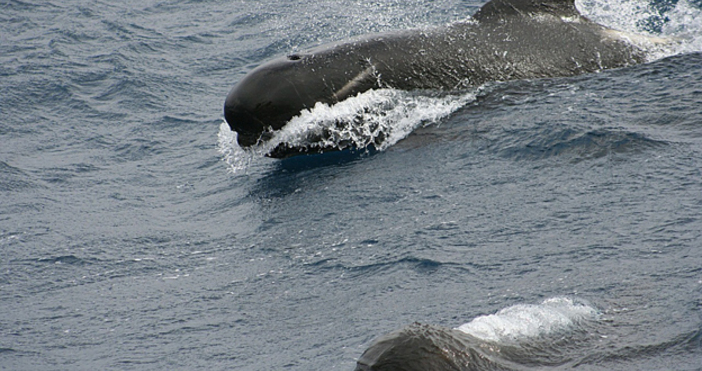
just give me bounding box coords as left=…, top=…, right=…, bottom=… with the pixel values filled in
left=578, top=0, right=702, bottom=58
left=456, top=297, right=599, bottom=343
left=218, top=89, right=476, bottom=172
left=0, top=161, right=38, bottom=192
left=495, top=126, right=669, bottom=161
left=573, top=326, right=702, bottom=369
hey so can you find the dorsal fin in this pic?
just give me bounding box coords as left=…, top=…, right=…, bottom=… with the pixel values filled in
left=473, top=0, right=583, bottom=21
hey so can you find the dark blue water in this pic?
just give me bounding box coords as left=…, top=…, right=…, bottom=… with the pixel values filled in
left=2, top=0, right=702, bottom=370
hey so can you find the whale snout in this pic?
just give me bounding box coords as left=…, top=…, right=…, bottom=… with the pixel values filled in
left=224, top=56, right=327, bottom=148
left=223, top=96, right=269, bottom=147
left=223, top=73, right=296, bottom=147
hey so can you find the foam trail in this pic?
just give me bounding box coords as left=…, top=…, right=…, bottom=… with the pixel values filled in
left=261, top=88, right=476, bottom=154
left=456, top=297, right=599, bottom=343
left=661, top=1, right=702, bottom=52
left=578, top=0, right=660, bottom=33
left=578, top=0, right=702, bottom=58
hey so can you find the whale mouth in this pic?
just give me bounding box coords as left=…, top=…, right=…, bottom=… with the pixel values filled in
left=223, top=99, right=293, bottom=147
left=223, top=57, right=310, bottom=148
left=223, top=106, right=265, bottom=147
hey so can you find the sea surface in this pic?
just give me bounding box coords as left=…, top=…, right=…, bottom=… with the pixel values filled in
left=2, top=0, right=702, bottom=370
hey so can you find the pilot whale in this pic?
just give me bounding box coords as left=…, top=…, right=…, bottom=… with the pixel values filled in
left=224, top=0, right=658, bottom=158
left=354, top=323, right=502, bottom=371
left=355, top=298, right=600, bottom=370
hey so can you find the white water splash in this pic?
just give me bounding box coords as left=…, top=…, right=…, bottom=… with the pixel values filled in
left=661, top=0, right=702, bottom=51
left=264, top=89, right=475, bottom=152
left=217, top=89, right=475, bottom=172
left=578, top=0, right=702, bottom=58
left=456, top=297, right=599, bottom=343
left=578, top=0, right=660, bottom=33
left=217, top=121, right=256, bottom=174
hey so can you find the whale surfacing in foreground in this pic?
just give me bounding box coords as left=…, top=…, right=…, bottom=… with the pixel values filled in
left=355, top=298, right=602, bottom=370
left=354, top=323, right=502, bottom=371
left=224, top=0, right=655, bottom=158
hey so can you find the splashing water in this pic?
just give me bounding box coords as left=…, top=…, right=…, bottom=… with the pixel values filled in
left=217, top=121, right=253, bottom=174
left=218, top=89, right=476, bottom=172
left=661, top=0, right=702, bottom=50
left=578, top=0, right=666, bottom=33
left=578, top=0, right=702, bottom=57
left=456, top=297, right=600, bottom=343
left=265, top=89, right=475, bottom=151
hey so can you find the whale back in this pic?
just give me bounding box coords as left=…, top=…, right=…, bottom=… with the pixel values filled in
left=354, top=323, right=501, bottom=371
left=473, top=0, right=583, bottom=21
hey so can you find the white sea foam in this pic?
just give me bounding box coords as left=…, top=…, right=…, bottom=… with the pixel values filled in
left=264, top=89, right=475, bottom=152
left=217, top=89, right=475, bottom=172
left=578, top=0, right=702, bottom=59
left=456, top=297, right=599, bottom=343
left=578, top=0, right=659, bottom=33
left=660, top=1, right=702, bottom=52
left=217, top=121, right=256, bottom=174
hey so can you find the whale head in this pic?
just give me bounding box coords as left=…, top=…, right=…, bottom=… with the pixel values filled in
left=354, top=323, right=493, bottom=371
left=224, top=54, right=330, bottom=147
left=224, top=49, right=380, bottom=149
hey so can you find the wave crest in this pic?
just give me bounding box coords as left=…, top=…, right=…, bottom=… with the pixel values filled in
left=456, top=297, right=599, bottom=343
left=218, top=89, right=475, bottom=171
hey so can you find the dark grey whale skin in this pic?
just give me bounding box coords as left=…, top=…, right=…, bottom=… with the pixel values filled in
left=353, top=323, right=508, bottom=371
left=224, top=0, right=645, bottom=156
left=353, top=321, right=586, bottom=371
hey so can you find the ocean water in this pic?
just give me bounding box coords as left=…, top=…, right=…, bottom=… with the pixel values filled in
left=2, top=0, right=702, bottom=370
